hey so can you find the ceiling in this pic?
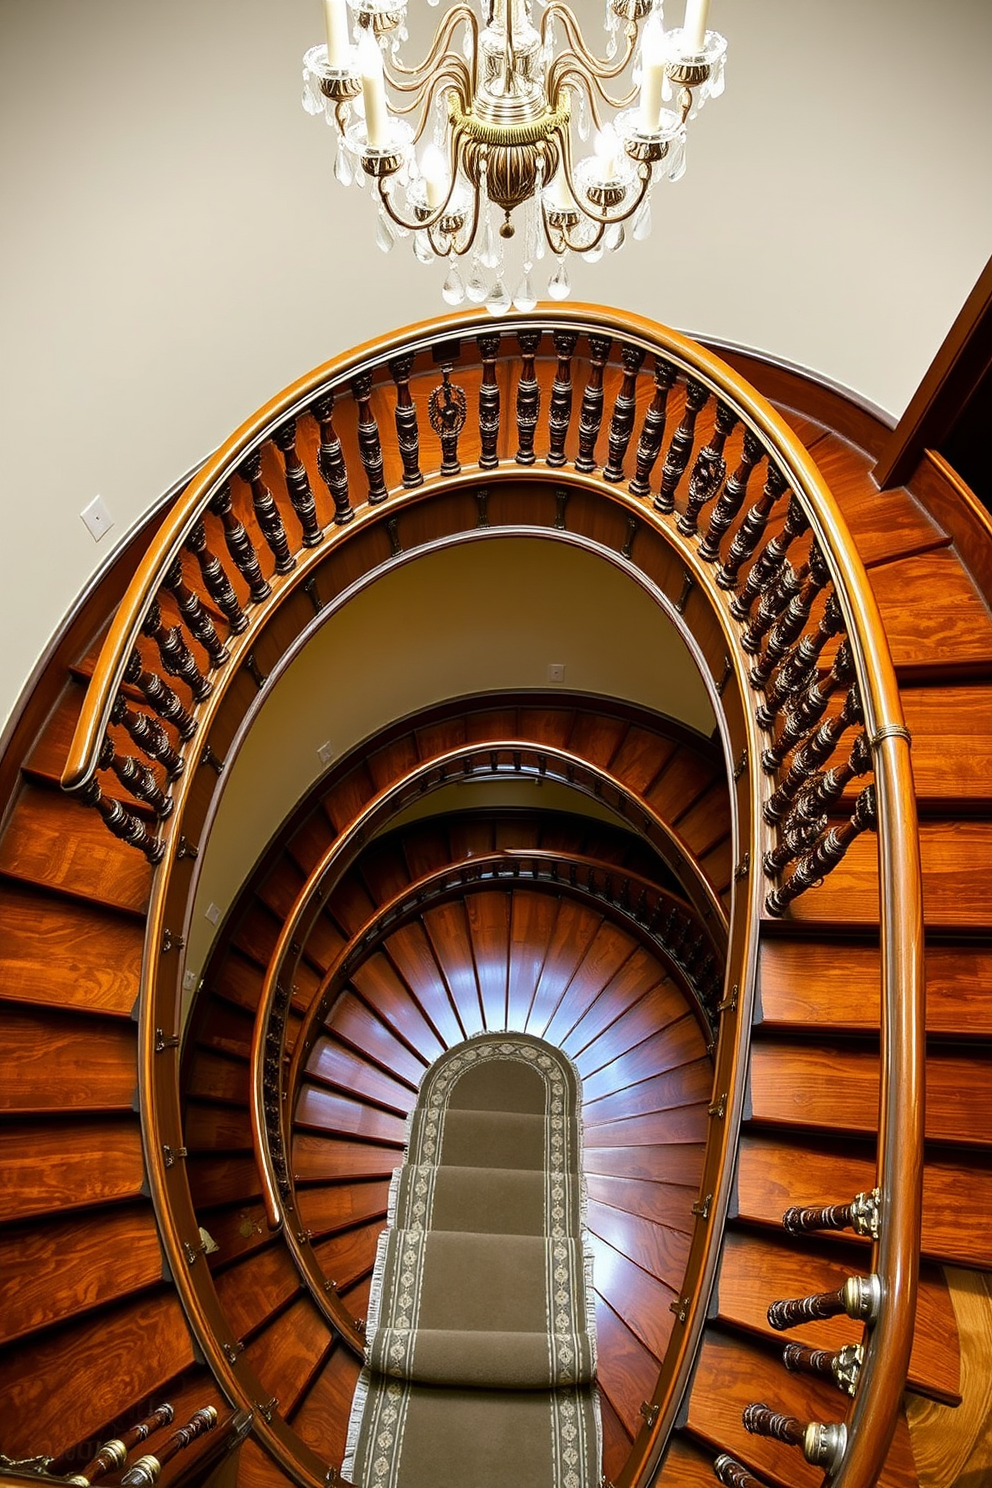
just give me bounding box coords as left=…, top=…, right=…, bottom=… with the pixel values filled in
left=1, top=0, right=990, bottom=731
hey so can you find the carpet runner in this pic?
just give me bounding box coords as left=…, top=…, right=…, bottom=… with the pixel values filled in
left=343, top=1033, right=601, bottom=1488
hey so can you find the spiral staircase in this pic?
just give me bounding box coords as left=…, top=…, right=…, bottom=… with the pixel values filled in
left=0, top=307, right=989, bottom=1488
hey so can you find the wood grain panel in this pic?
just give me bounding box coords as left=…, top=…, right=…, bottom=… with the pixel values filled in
left=465, top=889, right=511, bottom=1031
left=0, top=882, right=142, bottom=1017
left=327, top=990, right=429, bottom=1086
left=0, top=1006, right=136, bottom=1111
left=243, top=1295, right=332, bottom=1415
left=290, top=1344, right=362, bottom=1464
left=657, top=1433, right=729, bottom=1488
left=0, top=784, right=151, bottom=915
left=868, top=549, right=992, bottom=674
left=296, top=1179, right=391, bottom=1238
left=382, top=921, right=466, bottom=1047
left=236, top=1439, right=297, bottom=1488
left=213, top=1242, right=302, bottom=1342
left=0, top=1204, right=161, bottom=1344
left=588, top=1232, right=676, bottom=1360
left=899, top=684, right=992, bottom=807
left=0, top=1289, right=195, bottom=1457
left=0, top=1117, right=144, bottom=1222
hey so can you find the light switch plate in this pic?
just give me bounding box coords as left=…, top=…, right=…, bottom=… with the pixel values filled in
left=548, top=663, right=565, bottom=683
left=205, top=902, right=221, bottom=925
left=81, top=495, right=115, bottom=542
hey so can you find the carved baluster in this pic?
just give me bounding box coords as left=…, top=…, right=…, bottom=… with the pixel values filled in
left=142, top=601, right=212, bottom=703
left=677, top=401, right=737, bottom=536
left=312, top=391, right=353, bottom=524
left=790, top=731, right=872, bottom=823
left=698, top=429, right=764, bottom=563
left=717, top=463, right=789, bottom=591
left=99, top=736, right=171, bottom=818
left=750, top=546, right=831, bottom=688
left=769, top=1272, right=881, bottom=1328
left=186, top=520, right=249, bottom=635
left=762, top=641, right=854, bottom=771
left=124, top=650, right=197, bottom=740
left=111, top=695, right=184, bottom=778
left=783, top=1187, right=881, bottom=1239
left=73, top=1406, right=176, bottom=1485
left=273, top=417, right=324, bottom=546
left=574, top=334, right=612, bottom=473
left=766, top=784, right=877, bottom=913
left=762, top=804, right=827, bottom=876
left=740, top=561, right=802, bottom=657
left=120, top=1407, right=219, bottom=1488
left=469, top=334, right=500, bottom=470
left=429, top=365, right=467, bottom=475
left=730, top=493, right=810, bottom=620
left=755, top=593, right=845, bottom=728
left=603, top=344, right=646, bottom=482
left=713, top=1456, right=768, bottom=1488
left=161, top=557, right=228, bottom=669
left=546, top=329, right=578, bottom=467
left=238, top=450, right=294, bottom=574
left=742, top=1404, right=848, bottom=1471
left=630, top=356, right=676, bottom=498
left=388, top=355, right=424, bottom=488
left=655, top=376, right=710, bottom=513
left=79, top=776, right=164, bottom=863
left=210, top=483, right=270, bottom=601
left=514, top=329, right=541, bottom=464
left=351, top=371, right=389, bottom=504
left=784, top=1342, right=864, bottom=1397
left=763, top=682, right=862, bottom=824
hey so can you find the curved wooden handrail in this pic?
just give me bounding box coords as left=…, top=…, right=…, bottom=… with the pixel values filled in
left=72, top=308, right=923, bottom=1488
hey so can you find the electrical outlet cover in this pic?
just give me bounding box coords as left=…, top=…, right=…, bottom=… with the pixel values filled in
left=317, top=741, right=335, bottom=765
left=81, top=495, right=115, bottom=542
left=548, top=663, right=565, bottom=683
left=205, top=902, right=221, bottom=924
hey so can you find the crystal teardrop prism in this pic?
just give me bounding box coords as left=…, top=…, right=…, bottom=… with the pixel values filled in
left=466, top=264, right=488, bottom=303
left=441, top=260, right=466, bottom=305
left=485, top=278, right=511, bottom=316
left=586, top=240, right=605, bottom=264
left=376, top=212, right=396, bottom=254
left=512, top=271, right=537, bottom=312
left=547, top=257, right=571, bottom=301
left=632, top=197, right=652, bottom=241
left=607, top=222, right=625, bottom=252
left=302, top=77, right=321, bottom=116
left=479, top=216, right=500, bottom=270
left=414, top=231, right=434, bottom=264
left=334, top=145, right=353, bottom=187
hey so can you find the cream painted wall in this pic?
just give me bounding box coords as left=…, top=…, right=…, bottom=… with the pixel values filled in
left=2, top=0, right=991, bottom=732
left=183, top=536, right=713, bottom=979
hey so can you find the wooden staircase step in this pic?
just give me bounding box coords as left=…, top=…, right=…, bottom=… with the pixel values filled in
left=312, top=1218, right=382, bottom=1291
left=349, top=952, right=447, bottom=1062
left=185, top=1048, right=250, bottom=1107
left=325, top=991, right=430, bottom=1086
left=0, top=1203, right=162, bottom=1346
left=288, top=1343, right=361, bottom=1466
left=243, top=1294, right=333, bottom=1418
left=583, top=1142, right=705, bottom=1190
left=543, top=922, right=645, bottom=1047
left=193, top=998, right=256, bottom=1063
left=607, top=726, right=679, bottom=794
left=748, top=1040, right=992, bottom=1146
left=758, top=936, right=992, bottom=1037
left=557, top=944, right=669, bottom=1057
left=294, top=1084, right=408, bottom=1144
left=304, top=1037, right=417, bottom=1113
left=580, top=1009, right=708, bottom=1094
left=656, top=1433, right=727, bottom=1488
left=184, top=1100, right=253, bottom=1154
left=295, top=1178, right=391, bottom=1239
left=900, top=684, right=992, bottom=809
left=868, top=550, right=992, bottom=679
left=465, top=888, right=512, bottom=1030
left=587, top=1198, right=690, bottom=1291
left=583, top=1059, right=713, bottom=1125
left=0, top=1116, right=145, bottom=1224
left=522, top=898, right=604, bottom=1036
left=600, top=1391, right=634, bottom=1486
left=0, top=879, right=143, bottom=1017
left=506, top=890, right=560, bottom=1031
left=585, top=1173, right=695, bottom=1234
left=0, top=1005, right=136, bottom=1112
left=0, top=783, right=151, bottom=915
left=291, top=1134, right=403, bottom=1185
left=716, top=1229, right=961, bottom=1405
left=778, top=820, right=992, bottom=929
left=588, top=1231, right=677, bottom=1361
left=186, top=1153, right=264, bottom=1211
left=594, top=1294, right=662, bottom=1442
left=808, top=437, right=946, bottom=569
left=237, top=1439, right=303, bottom=1488
left=213, top=1241, right=303, bottom=1343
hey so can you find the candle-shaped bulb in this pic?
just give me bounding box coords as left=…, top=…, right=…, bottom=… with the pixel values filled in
left=421, top=144, right=448, bottom=211
left=548, top=167, right=575, bottom=212
left=324, top=0, right=351, bottom=68
left=638, top=13, right=667, bottom=133
left=682, top=0, right=709, bottom=52
left=594, top=124, right=620, bottom=183
left=358, top=31, right=389, bottom=149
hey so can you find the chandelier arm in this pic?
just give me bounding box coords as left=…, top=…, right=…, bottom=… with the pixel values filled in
left=549, top=64, right=605, bottom=137
left=380, top=58, right=472, bottom=116
left=371, top=114, right=464, bottom=236
left=541, top=4, right=638, bottom=82
left=383, top=6, right=479, bottom=84
left=549, top=55, right=637, bottom=115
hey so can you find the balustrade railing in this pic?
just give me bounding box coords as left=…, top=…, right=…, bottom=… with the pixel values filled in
left=57, top=309, right=922, bottom=1488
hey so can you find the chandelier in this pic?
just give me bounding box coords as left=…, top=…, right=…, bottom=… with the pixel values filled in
left=302, top=0, right=726, bottom=311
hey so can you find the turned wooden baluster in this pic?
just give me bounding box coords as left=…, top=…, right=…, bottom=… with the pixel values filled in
left=740, top=561, right=802, bottom=657
left=312, top=390, right=354, bottom=525
left=603, top=343, right=646, bottom=482
left=729, top=492, right=809, bottom=621
left=713, top=1455, right=768, bottom=1488
left=98, top=736, right=171, bottom=818
left=763, top=682, right=862, bottom=824
left=750, top=545, right=831, bottom=688
left=141, top=601, right=212, bottom=703
left=742, top=1403, right=805, bottom=1448
left=272, top=416, right=324, bottom=546
left=351, top=371, right=389, bottom=504
left=185, top=520, right=249, bottom=635
left=71, top=1406, right=175, bottom=1484
left=654, top=376, right=710, bottom=513
left=762, top=640, right=855, bottom=771
left=717, top=462, right=789, bottom=591
left=768, top=1272, right=880, bottom=1330
left=766, top=783, right=877, bottom=914
left=546, top=329, right=578, bottom=468
left=476, top=334, right=501, bottom=471
left=238, top=450, right=294, bottom=574
left=161, top=557, right=228, bottom=669
left=629, top=356, right=676, bottom=499
left=124, top=650, right=197, bottom=741
left=389, top=354, right=424, bottom=488
left=514, top=329, right=541, bottom=465
left=120, top=1407, right=218, bottom=1488
left=744, top=1403, right=848, bottom=1472
left=762, top=806, right=827, bottom=877
left=79, top=776, right=164, bottom=863
left=574, top=335, right=612, bottom=473
left=677, top=400, right=738, bottom=536
left=698, top=428, right=764, bottom=563
left=110, top=694, right=184, bottom=778
left=783, top=1187, right=880, bottom=1238
left=784, top=1341, right=864, bottom=1397
left=789, top=730, right=872, bottom=826
left=755, top=593, right=844, bottom=729
left=210, top=483, right=270, bottom=601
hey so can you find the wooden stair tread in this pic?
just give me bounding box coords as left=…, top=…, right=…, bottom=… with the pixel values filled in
left=0, top=1005, right=137, bottom=1113
left=594, top=1294, right=662, bottom=1441
left=326, top=990, right=431, bottom=1087
left=243, top=1294, right=333, bottom=1417
left=589, top=1230, right=677, bottom=1361
left=868, top=551, right=992, bottom=676
left=0, top=1116, right=145, bottom=1224
left=587, top=1197, right=690, bottom=1291
left=295, top=1178, right=391, bottom=1238
left=0, top=783, right=152, bottom=915
left=809, top=436, right=946, bottom=568
left=900, top=684, right=992, bottom=808
left=0, top=879, right=143, bottom=1018
left=288, top=1344, right=361, bottom=1466
left=294, top=1083, right=409, bottom=1143
left=213, top=1242, right=303, bottom=1343
left=305, top=1036, right=417, bottom=1112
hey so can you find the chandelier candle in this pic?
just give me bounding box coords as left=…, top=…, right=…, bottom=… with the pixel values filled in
left=302, top=0, right=728, bottom=307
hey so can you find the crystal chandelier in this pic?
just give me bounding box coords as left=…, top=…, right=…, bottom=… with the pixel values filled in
left=302, top=0, right=726, bottom=311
